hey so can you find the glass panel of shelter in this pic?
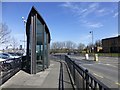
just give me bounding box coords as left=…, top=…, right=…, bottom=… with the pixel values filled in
left=36, top=18, right=44, bottom=72
left=45, top=33, right=49, bottom=68
left=27, top=13, right=49, bottom=73
left=44, top=27, right=47, bottom=69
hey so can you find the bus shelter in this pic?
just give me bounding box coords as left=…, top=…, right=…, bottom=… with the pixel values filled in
left=26, top=7, right=51, bottom=74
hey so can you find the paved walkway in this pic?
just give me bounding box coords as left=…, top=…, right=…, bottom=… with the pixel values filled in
left=0, top=60, right=73, bottom=89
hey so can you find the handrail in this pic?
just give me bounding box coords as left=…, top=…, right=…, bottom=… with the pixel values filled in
left=54, top=54, right=110, bottom=90
left=64, top=55, right=110, bottom=90
left=59, top=62, right=64, bottom=90
left=0, top=57, right=22, bottom=85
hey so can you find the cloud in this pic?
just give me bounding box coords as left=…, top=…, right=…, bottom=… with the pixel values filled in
left=96, top=8, right=107, bottom=16
left=60, top=2, right=117, bottom=28
left=60, top=2, right=117, bottom=18
left=81, top=20, right=103, bottom=28
left=97, top=9, right=105, bottom=13
left=77, top=3, right=99, bottom=18
left=60, top=2, right=80, bottom=12
left=60, top=2, right=72, bottom=8
left=87, top=23, right=103, bottom=28
left=60, top=2, right=100, bottom=18
left=113, top=12, right=118, bottom=18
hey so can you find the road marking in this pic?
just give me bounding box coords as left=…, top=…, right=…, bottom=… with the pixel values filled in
left=116, top=82, right=120, bottom=86
left=106, top=64, right=110, bottom=65
left=82, top=64, right=93, bottom=65
left=105, top=64, right=117, bottom=68
left=98, top=62, right=102, bottom=64
left=97, top=63, right=117, bottom=68
left=93, top=73, right=103, bottom=78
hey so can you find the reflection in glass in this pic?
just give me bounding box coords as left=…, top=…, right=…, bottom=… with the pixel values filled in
left=26, top=7, right=50, bottom=74
left=36, top=18, right=44, bottom=72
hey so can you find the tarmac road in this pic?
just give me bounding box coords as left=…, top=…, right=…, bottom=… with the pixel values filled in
left=68, top=55, right=119, bottom=89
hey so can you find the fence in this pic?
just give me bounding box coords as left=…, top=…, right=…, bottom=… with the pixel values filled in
left=59, top=62, right=64, bottom=90
left=0, top=57, right=22, bottom=85
left=54, top=55, right=110, bottom=90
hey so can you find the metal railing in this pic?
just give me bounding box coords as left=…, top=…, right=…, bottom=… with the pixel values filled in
left=0, top=57, right=22, bottom=85
left=59, top=62, right=64, bottom=90
left=54, top=54, right=110, bottom=90
left=65, top=55, right=110, bottom=90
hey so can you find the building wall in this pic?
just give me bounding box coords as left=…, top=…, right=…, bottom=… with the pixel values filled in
left=102, top=36, right=120, bottom=53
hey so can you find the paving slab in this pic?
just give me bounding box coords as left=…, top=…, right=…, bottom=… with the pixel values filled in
left=0, top=59, right=74, bottom=90
left=0, top=60, right=60, bottom=89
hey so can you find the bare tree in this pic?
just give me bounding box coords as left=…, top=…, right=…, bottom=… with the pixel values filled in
left=59, top=42, right=65, bottom=49
left=11, top=37, right=19, bottom=49
left=51, top=42, right=58, bottom=50
left=50, top=42, right=60, bottom=53
left=65, top=41, right=76, bottom=50
left=50, top=41, right=77, bottom=53
left=56, top=42, right=62, bottom=49
left=77, top=43, right=85, bottom=52
left=86, top=43, right=93, bottom=53
left=95, top=40, right=102, bottom=47
left=0, top=23, right=11, bottom=44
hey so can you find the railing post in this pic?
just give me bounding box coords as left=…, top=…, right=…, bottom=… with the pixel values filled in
left=94, top=81, right=97, bottom=90
left=59, top=61, right=64, bottom=90
left=83, top=71, right=85, bottom=90
left=73, top=60, right=75, bottom=84
left=85, top=69, right=89, bottom=90
left=64, top=55, right=110, bottom=90
left=99, top=84, right=102, bottom=90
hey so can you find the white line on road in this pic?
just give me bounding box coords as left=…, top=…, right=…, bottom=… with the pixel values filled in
left=98, top=63, right=117, bottom=68
left=93, top=73, right=104, bottom=78
left=105, top=64, right=117, bottom=68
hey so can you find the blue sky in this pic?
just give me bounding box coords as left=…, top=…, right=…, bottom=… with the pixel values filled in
left=1, top=2, right=118, bottom=49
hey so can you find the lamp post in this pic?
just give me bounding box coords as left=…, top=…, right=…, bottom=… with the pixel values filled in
left=89, top=31, right=99, bottom=61
left=89, top=31, right=94, bottom=53
left=22, top=17, right=27, bottom=53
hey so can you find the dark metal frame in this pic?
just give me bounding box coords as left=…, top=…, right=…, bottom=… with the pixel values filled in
left=59, top=62, right=64, bottom=90
left=0, top=58, right=21, bottom=85
left=55, top=55, right=110, bottom=90
left=26, top=6, right=51, bottom=74
left=64, top=55, right=110, bottom=90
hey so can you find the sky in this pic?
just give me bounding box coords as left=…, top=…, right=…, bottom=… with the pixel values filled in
left=0, top=2, right=118, bottom=49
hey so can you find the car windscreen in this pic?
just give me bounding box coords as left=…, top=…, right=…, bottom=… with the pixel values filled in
left=8, top=53, right=17, bottom=56
left=0, top=54, right=8, bottom=59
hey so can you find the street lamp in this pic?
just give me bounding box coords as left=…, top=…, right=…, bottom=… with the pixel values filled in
left=89, top=31, right=99, bottom=61
left=89, top=31, right=94, bottom=53
left=22, top=17, right=27, bottom=53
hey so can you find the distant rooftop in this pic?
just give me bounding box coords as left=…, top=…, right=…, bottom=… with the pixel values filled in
left=102, top=35, right=119, bottom=40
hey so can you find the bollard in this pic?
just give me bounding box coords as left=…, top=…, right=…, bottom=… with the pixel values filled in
left=94, top=54, right=98, bottom=61
left=85, top=54, right=89, bottom=60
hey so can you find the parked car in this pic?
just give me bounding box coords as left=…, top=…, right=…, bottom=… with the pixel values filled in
left=0, top=52, right=20, bottom=59
left=0, top=53, right=11, bottom=71
left=8, top=52, right=21, bottom=58
left=0, top=53, right=8, bottom=62
left=0, top=52, right=21, bottom=70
